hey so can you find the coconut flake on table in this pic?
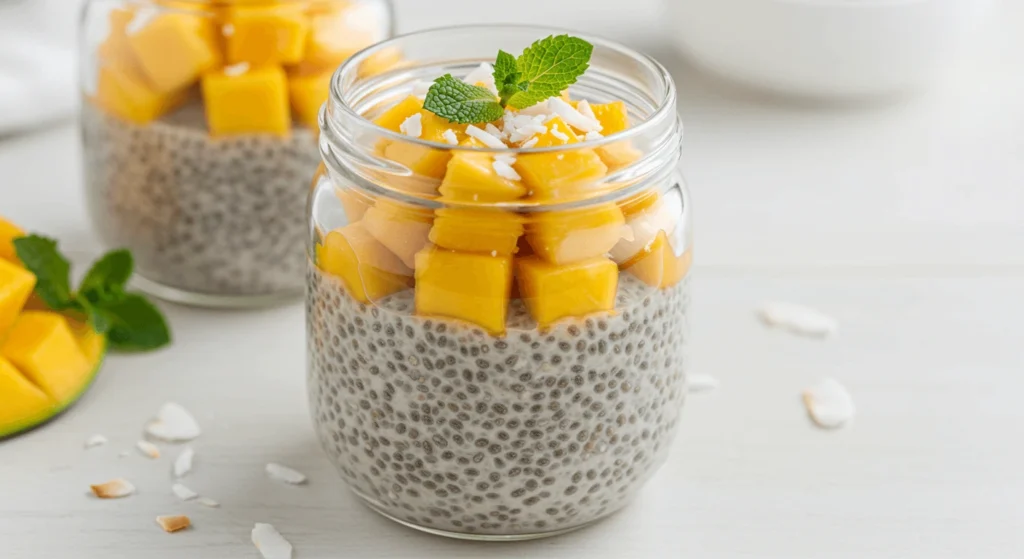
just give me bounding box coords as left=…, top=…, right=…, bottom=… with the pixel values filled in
left=266, top=463, right=307, bottom=485
left=252, top=523, right=293, bottom=559
left=90, top=478, right=136, bottom=499
left=466, top=125, right=507, bottom=149
left=136, top=440, right=161, bottom=459
left=145, top=402, right=202, bottom=442
left=686, top=373, right=719, bottom=393
left=172, top=483, right=198, bottom=501
left=803, top=378, right=855, bottom=429
left=84, top=434, right=107, bottom=449
left=463, top=62, right=498, bottom=96
left=441, top=129, right=459, bottom=145
left=758, top=302, right=838, bottom=338
left=173, top=447, right=194, bottom=478
left=549, top=97, right=602, bottom=133
left=156, top=515, right=191, bottom=533
left=198, top=497, right=220, bottom=508
left=399, top=113, right=423, bottom=138
left=492, top=159, right=522, bottom=181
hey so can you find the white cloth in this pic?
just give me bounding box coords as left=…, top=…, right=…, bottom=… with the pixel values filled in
left=0, top=0, right=80, bottom=136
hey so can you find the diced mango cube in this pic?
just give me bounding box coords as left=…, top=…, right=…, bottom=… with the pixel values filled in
left=624, top=231, right=692, bottom=288
left=429, top=209, right=524, bottom=255
left=1, top=312, right=91, bottom=403
left=304, top=6, right=379, bottom=68
left=95, top=64, right=189, bottom=124
left=516, top=256, right=618, bottom=329
left=439, top=151, right=527, bottom=202
left=589, top=101, right=642, bottom=170
left=526, top=203, right=625, bottom=265
left=515, top=117, right=608, bottom=199
left=317, top=223, right=412, bottom=304
left=288, top=64, right=333, bottom=129
left=0, top=259, right=36, bottom=336
left=610, top=192, right=679, bottom=265
left=0, top=218, right=24, bottom=264
left=336, top=189, right=371, bottom=223
left=382, top=110, right=465, bottom=180
left=373, top=95, right=423, bottom=132
left=202, top=65, right=291, bottom=136
left=127, top=13, right=220, bottom=93
left=226, top=6, right=308, bottom=65
left=415, top=246, right=513, bottom=335
left=0, top=356, right=56, bottom=433
left=362, top=199, right=433, bottom=269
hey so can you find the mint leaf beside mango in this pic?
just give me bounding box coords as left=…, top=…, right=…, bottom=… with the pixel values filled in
left=424, top=34, right=594, bottom=124
left=13, top=235, right=171, bottom=352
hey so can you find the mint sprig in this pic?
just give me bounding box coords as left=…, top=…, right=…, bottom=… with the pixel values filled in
left=423, top=34, right=594, bottom=124
left=13, top=235, right=171, bottom=352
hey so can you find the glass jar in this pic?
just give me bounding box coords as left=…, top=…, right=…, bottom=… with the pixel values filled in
left=307, top=26, right=691, bottom=540
left=79, top=0, right=394, bottom=307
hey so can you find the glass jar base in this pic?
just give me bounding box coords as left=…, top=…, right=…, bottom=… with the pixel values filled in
left=132, top=274, right=302, bottom=310
left=352, top=489, right=615, bottom=542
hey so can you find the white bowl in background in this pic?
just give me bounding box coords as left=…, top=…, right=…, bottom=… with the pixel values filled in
left=665, top=0, right=993, bottom=99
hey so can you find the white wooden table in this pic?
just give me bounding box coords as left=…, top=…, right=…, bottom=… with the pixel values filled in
left=2, top=1, right=1022, bottom=557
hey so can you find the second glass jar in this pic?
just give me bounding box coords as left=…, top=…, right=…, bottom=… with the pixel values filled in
left=79, top=0, right=393, bottom=307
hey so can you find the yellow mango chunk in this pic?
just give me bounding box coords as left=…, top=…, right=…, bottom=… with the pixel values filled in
left=95, top=64, right=189, bottom=124
left=336, top=188, right=371, bottom=223
left=415, top=246, right=513, bottom=336
left=1, top=312, right=91, bottom=403
left=439, top=150, right=528, bottom=203
left=362, top=199, right=433, bottom=269
left=516, top=256, right=618, bottom=329
left=429, top=209, right=524, bottom=255
left=127, top=13, right=220, bottom=93
left=0, top=260, right=36, bottom=336
left=526, top=203, right=625, bottom=265
left=202, top=65, right=291, bottom=136
left=382, top=110, right=465, bottom=180
left=624, top=231, right=692, bottom=288
left=373, top=95, right=423, bottom=132
left=0, top=356, right=56, bottom=435
left=226, top=6, right=309, bottom=65
left=317, top=223, right=412, bottom=304
left=589, top=101, right=643, bottom=170
left=610, top=192, right=679, bottom=265
left=0, top=218, right=24, bottom=264
left=304, top=6, right=379, bottom=68
left=515, top=117, right=608, bottom=199
left=288, top=65, right=333, bottom=130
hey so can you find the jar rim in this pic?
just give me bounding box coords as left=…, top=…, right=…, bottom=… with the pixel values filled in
left=329, top=24, right=678, bottom=155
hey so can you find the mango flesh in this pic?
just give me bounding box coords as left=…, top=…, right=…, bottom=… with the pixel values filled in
left=127, top=13, right=220, bottom=94
left=526, top=203, right=626, bottom=265
left=624, top=231, right=692, bottom=289
left=429, top=209, right=524, bottom=256
left=1, top=312, right=94, bottom=404
left=0, top=260, right=36, bottom=336
left=317, top=223, right=413, bottom=304
left=516, top=256, right=618, bottom=329
left=0, top=357, right=55, bottom=437
left=225, top=5, right=309, bottom=65
left=589, top=101, right=643, bottom=170
left=0, top=218, right=24, bottom=264
left=95, top=64, right=190, bottom=125
left=362, top=199, right=433, bottom=269
left=201, top=65, right=291, bottom=136
left=382, top=110, right=466, bottom=180
left=609, top=192, right=679, bottom=265
left=515, top=117, right=608, bottom=200
left=415, top=246, right=513, bottom=336
left=305, top=5, right=380, bottom=68
left=373, top=95, right=424, bottom=132
left=439, top=151, right=528, bottom=203
left=288, top=64, right=334, bottom=130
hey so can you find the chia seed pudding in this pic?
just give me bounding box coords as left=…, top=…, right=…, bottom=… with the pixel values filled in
left=307, top=267, right=690, bottom=536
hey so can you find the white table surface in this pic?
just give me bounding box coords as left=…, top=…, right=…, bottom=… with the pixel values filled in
left=2, top=1, right=1023, bottom=558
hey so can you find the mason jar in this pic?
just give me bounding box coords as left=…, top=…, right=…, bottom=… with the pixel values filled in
left=79, top=0, right=394, bottom=307
left=306, top=26, right=691, bottom=540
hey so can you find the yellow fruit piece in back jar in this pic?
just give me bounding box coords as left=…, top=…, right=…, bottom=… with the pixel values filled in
left=414, top=246, right=513, bottom=336
left=0, top=260, right=36, bottom=336
left=589, top=101, right=643, bottom=170
left=0, top=356, right=56, bottom=435
left=515, top=256, right=618, bottom=329
left=439, top=150, right=528, bottom=203
left=515, top=117, right=608, bottom=199
left=1, top=312, right=92, bottom=404
left=288, top=64, right=334, bottom=130
left=526, top=203, right=626, bottom=265
left=362, top=199, right=433, bottom=270
left=304, top=4, right=381, bottom=68
left=429, top=209, right=524, bottom=256
left=126, top=13, right=220, bottom=94
left=202, top=65, right=291, bottom=136
left=225, top=5, right=309, bottom=65
left=95, top=64, right=189, bottom=124
left=0, top=218, right=25, bottom=264
left=317, top=223, right=413, bottom=304
left=97, top=7, right=141, bottom=72
left=624, top=231, right=692, bottom=289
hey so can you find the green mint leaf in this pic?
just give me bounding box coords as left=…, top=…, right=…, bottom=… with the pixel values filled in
left=99, top=293, right=172, bottom=352
left=493, top=50, right=521, bottom=106
left=79, top=249, right=133, bottom=304
left=423, top=74, right=504, bottom=124
left=12, top=235, right=74, bottom=309
left=508, top=35, right=593, bottom=110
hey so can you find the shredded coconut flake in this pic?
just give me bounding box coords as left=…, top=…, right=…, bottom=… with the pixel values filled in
left=173, top=447, right=194, bottom=478
left=223, top=62, right=250, bottom=77
left=550, top=97, right=602, bottom=133
left=145, top=403, right=201, bottom=442
left=493, top=154, right=516, bottom=165
left=577, top=99, right=597, bottom=120
left=399, top=113, right=423, bottom=138
left=803, top=378, right=855, bottom=429
left=252, top=523, right=293, bottom=559
left=84, top=434, right=107, bottom=449
left=172, top=483, right=198, bottom=501
left=585, top=131, right=604, bottom=141
left=686, top=373, right=719, bottom=393
left=198, top=497, right=220, bottom=508
left=156, top=515, right=191, bottom=533
left=492, top=159, right=522, bottom=181
left=517, top=99, right=551, bottom=116
left=222, top=23, right=235, bottom=37
left=758, top=302, right=838, bottom=338
left=466, top=125, right=507, bottom=149
left=136, top=440, right=160, bottom=459
left=550, top=127, right=570, bottom=143
left=520, top=137, right=540, bottom=149
left=411, top=80, right=433, bottom=97
left=485, top=123, right=504, bottom=139
left=463, top=62, right=498, bottom=95
left=90, top=478, right=136, bottom=499
left=442, top=129, right=459, bottom=145
left=266, top=463, right=307, bottom=485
